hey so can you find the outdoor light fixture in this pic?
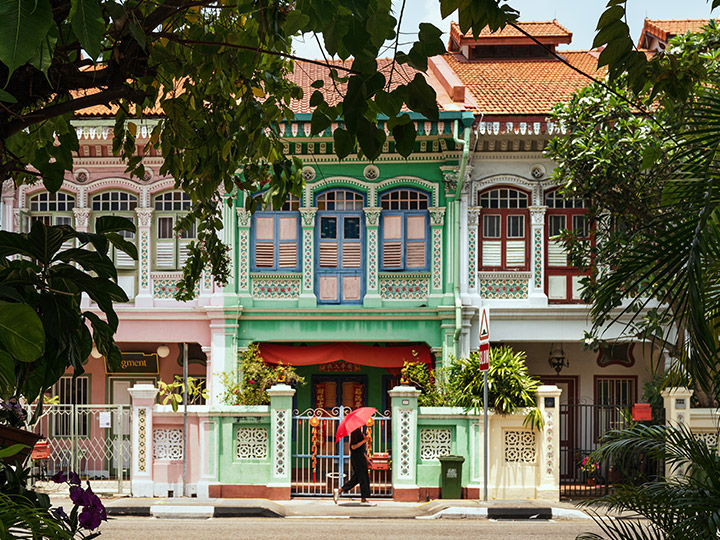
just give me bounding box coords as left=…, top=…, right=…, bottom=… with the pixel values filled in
left=547, top=343, right=568, bottom=374
left=90, top=345, right=102, bottom=359
left=156, top=344, right=170, bottom=358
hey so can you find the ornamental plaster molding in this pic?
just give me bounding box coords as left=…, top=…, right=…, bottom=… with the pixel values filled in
left=151, top=271, right=183, bottom=280
left=136, top=207, right=154, bottom=228
left=299, top=207, right=318, bottom=227
left=472, top=174, right=544, bottom=206
left=2, top=180, right=15, bottom=198
left=84, top=177, right=144, bottom=204
left=305, top=176, right=370, bottom=208
left=374, top=176, right=440, bottom=208
left=529, top=206, right=548, bottom=225
left=147, top=178, right=180, bottom=196
left=73, top=208, right=91, bottom=228
left=20, top=180, right=80, bottom=208
left=236, top=208, right=252, bottom=228
left=363, top=207, right=381, bottom=227
left=428, top=207, right=446, bottom=227
left=467, top=206, right=482, bottom=226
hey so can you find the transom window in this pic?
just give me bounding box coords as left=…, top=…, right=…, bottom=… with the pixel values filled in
left=154, top=191, right=192, bottom=211
left=251, top=194, right=300, bottom=271
left=29, top=192, right=76, bottom=212
left=91, top=191, right=138, bottom=211
left=546, top=191, right=587, bottom=209
left=254, top=194, right=301, bottom=211
left=478, top=187, right=529, bottom=271
left=317, top=190, right=364, bottom=211
left=380, top=190, right=428, bottom=210
left=480, top=188, right=528, bottom=209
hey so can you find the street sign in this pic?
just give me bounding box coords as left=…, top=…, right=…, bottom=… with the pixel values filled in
left=479, top=309, right=489, bottom=342
left=478, top=341, right=489, bottom=371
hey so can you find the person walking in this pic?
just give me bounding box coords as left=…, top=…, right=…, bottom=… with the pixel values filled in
left=333, top=426, right=374, bottom=505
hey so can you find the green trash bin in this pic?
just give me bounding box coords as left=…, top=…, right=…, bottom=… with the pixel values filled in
left=438, top=455, right=465, bottom=499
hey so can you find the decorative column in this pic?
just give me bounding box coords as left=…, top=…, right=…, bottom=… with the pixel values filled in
left=267, top=383, right=295, bottom=499
left=298, top=208, right=317, bottom=307
left=363, top=207, right=382, bottom=307
left=134, top=208, right=154, bottom=307
left=466, top=207, right=481, bottom=295
left=529, top=205, right=548, bottom=306
left=236, top=208, right=252, bottom=300
left=72, top=208, right=90, bottom=233
left=128, top=383, right=159, bottom=497
left=661, top=387, right=693, bottom=478
left=428, top=207, right=446, bottom=300
left=389, top=384, right=421, bottom=501
left=1, top=180, right=15, bottom=232
left=536, top=385, right=562, bottom=501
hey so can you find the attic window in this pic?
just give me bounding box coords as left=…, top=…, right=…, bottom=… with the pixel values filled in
left=470, top=45, right=552, bottom=59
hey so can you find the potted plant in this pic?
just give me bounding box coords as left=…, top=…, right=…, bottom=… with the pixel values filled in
left=580, top=456, right=600, bottom=486
left=157, top=377, right=209, bottom=412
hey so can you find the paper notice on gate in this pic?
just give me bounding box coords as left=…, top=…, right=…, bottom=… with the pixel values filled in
left=98, top=411, right=112, bottom=429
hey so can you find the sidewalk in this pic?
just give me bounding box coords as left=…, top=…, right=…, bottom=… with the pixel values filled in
left=49, top=494, right=592, bottom=520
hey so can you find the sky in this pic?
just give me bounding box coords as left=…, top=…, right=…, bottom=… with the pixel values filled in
left=291, top=0, right=717, bottom=59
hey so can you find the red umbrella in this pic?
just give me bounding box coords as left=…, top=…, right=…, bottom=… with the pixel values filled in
left=335, top=407, right=377, bottom=442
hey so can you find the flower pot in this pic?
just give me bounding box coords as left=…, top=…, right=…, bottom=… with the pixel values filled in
left=585, top=478, right=596, bottom=487
left=0, top=424, right=43, bottom=465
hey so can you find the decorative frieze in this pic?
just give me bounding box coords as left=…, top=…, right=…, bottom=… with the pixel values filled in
left=379, top=275, right=429, bottom=300
left=236, top=427, right=269, bottom=460
left=419, top=428, right=452, bottom=460
left=251, top=276, right=301, bottom=299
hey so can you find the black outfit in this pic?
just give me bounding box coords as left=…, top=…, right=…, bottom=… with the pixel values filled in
left=341, top=428, right=370, bottom=499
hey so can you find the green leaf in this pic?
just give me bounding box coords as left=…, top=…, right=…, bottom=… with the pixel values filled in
left=333, top=128, right=354, bottom=159
left=310, top=111, right=332, bottom=136
left=94, top=215, right=136, bottom=235
left=356, top=119, right=385, bottom=161
left=70, top=0, right=105, bottom=60
left=392, top=120, right=417, bottom=158
left=596, top=5, right=625, bottom=30
left=53, top=248, right=117, bottom=279
left=0, top=89, right=17, bottom=103
left=27, top=20, right=58, bottom=78
left=105, top=232, right=138, bottom=261
left=0, top=301, right=45, bottom=362
left=592, top=19, right=629, bottom=49
left=310, top=80, right=324, bottom=89
left=284, top=10, right=309, bottom=35
left=28, top=221, right=66, bottom=264
left=375, top=90, right=402, bottom=118
left=597, top=36, right=634, bottom=69
left=0, top=444, right=28, bottom=459
left=0, top=0, right=53, bottom=80
left=0, top=350, right=16, bottom=394
left=405, top=74, right=439, bottom=121
left=128, top=19, right=146, bottom=50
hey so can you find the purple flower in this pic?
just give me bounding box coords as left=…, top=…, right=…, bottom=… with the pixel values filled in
left=52, top=506, right=68, bottom=520
left=68, top=471, right=81, bottom=486
left=69, top=485, right=87, bottom=506
left=51, top=471, right=67, bottom=484
left=78, top=505, right=106, bottom=530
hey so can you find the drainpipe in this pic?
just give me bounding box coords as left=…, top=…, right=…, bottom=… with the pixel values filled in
left=451, top=113, right=473, bottom=363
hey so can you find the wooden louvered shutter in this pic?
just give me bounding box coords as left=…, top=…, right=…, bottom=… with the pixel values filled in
left=482, top=241, right=502, bottom=266
left=278, top=216, right=297, bottom=268
left=342, top=243, right=361, bottom=268
left=505, top=241, right=526, bottom=266
left=319, top=243, right=338, bottom=267
left=156, top=216, right=175, bottom=268
left=547, top=239, right=567, bottom=266
left=382, top=215, right=402, bottom=269
left=255, top=216, right=275, bottom=268
left=405, top=215, right=426, bottom=268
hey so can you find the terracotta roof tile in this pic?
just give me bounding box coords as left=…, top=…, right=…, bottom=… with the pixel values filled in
left=450, top=20, right=572, bottom=44
left=444, top=50, right=604, bottom=116
left=642, top=18, right=709, bottom=43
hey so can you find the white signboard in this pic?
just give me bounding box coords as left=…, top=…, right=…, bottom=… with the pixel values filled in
left=98, top=411, right=111, bottom=429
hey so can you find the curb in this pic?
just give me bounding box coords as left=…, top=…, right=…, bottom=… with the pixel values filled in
left=488, top=507, right=552, bottom=520
left=106, top=507, right=152, bottom=517
left=151, top=505, right=214, bottom=519
left=213, top=506, right=284, bottom=518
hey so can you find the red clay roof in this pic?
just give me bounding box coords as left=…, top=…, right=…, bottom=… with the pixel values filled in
left=450, top=20, right=572, bottom=45
left=640, top=18, right=709, bottom=43
left=443, top=50, right=604, bottom=116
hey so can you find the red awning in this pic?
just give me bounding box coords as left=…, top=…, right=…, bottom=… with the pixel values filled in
left=259, top=343, right=432, bottom=368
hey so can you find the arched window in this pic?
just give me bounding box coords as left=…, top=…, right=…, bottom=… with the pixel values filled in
left=251, top=194, right=300, bottom=271
left=26, top=191, right=76, bottom=229
left=317, top=190, right=364, bottom=211
left=380, top=189, right=429, bottom=271
left=545, top=189, right=589, bottom=303
left=478, top=187, right=529, bottom=270
left=153, top=191, right=195, bottom=270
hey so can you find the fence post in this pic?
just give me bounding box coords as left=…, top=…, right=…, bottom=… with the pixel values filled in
left=388, top=384, right=421, bottom=502
left=128, top=384, right=159, bottom=497
left=536, top=385, right=562, bottom=502
left=267, top=383, right=295, bottom=500
left=661, top=386, right=693, bottom=478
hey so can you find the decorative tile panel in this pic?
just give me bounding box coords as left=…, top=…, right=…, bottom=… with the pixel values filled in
left=239, top=229, right=250, bottom=291
left=398, top=409, right=412, bottom=478
left=432, top=228, right=443, bottom=290
left=153, top=428, right=184, bottom=460
left=504, top=430, right=536, bottom=463
left=273, top=409, right=288, bottom=477
left=479, top=277, right=529, bottom=299
left=236, top=427, right=269, bottom=460
left=379, top=276, right=429, bottom=300
left=138, top=408, right=147, bottom=472
left=468, top=226, right=477, bottom=290
left=252, top=276, right=301, bottom=299
left=367, top=228, right=378, bottom=290
left=419, top=428, right=452, bottom=460
left=545, top=412, right=554, bottom=475
left=153, top=278, right=180, bottom=299
left=203, top=270, right=212, bottom=291
left=533, top=228, right=543, bottom=289
left=140, top=230, right=150, bottom=290
left=302, top=229, right=313, bottom=290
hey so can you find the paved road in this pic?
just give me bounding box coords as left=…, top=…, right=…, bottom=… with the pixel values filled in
left=98, top=517, right=603, bottom=539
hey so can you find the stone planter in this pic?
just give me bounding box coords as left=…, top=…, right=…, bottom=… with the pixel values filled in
left=0, top=424, right=42, bottom=465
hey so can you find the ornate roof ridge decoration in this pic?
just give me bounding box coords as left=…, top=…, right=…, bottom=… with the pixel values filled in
left=279, top=119, right=456, bottom=139
left=475, top=120, right=566, bottom=137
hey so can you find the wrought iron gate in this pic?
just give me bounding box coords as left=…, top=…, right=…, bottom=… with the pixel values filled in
left=292, top=407, right=391, bottom=497
left=29, top=404, right=132, bottom=494
left=559, top=403, right=663, bottom=499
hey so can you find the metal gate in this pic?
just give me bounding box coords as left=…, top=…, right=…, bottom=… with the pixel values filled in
left=559, top=403, right=663, bottom=499
left=292, top=407, right=392, bottom=497
left=29, top=404, right=132, bottom=494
